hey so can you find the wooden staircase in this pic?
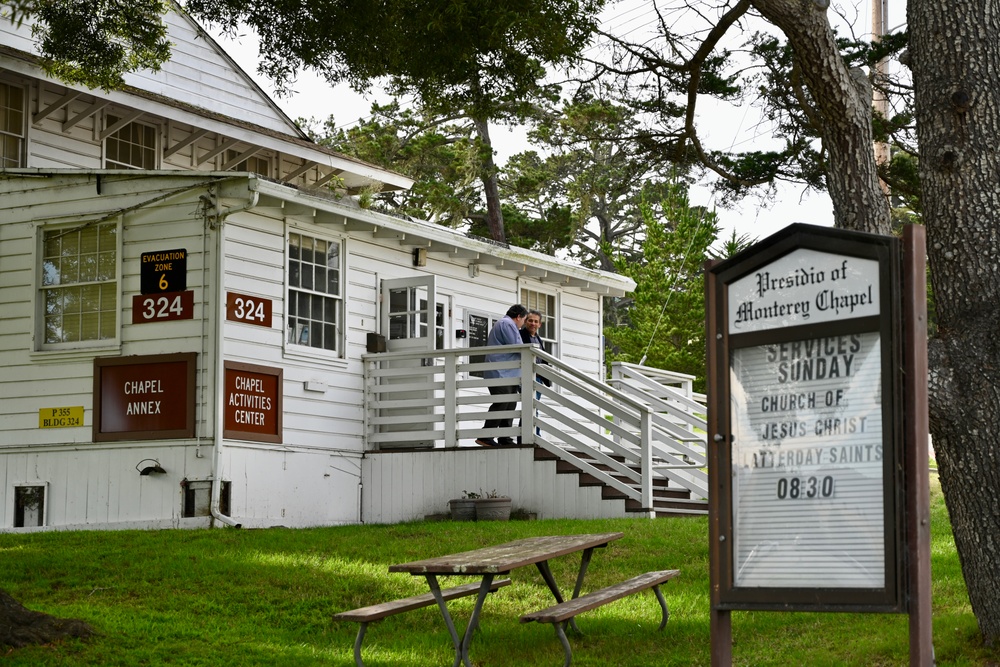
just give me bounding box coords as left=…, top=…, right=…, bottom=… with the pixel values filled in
left=533, top=447, right=708, bottom=518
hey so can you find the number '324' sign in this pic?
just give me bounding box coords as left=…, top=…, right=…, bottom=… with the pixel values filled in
left=132, top=291, right=194, bottom=324
left=226, top=292, right=272, bottom=328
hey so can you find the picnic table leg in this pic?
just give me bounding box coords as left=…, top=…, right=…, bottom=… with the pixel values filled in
left=652, top=584, right=671, bottom=631
left=460, top=574, right=496, bottom=667
left=351, top=621, right=368, bottom=667
left=552, top=620, right=575, bottom=667
left=571, top=547, right=595, bottom=600
left=424, top=574, right=466, bottom=667
left=534, top=560, right=581, bottom=634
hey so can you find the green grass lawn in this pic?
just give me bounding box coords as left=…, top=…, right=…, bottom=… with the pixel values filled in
left=1, top=474, right=996, bottom=666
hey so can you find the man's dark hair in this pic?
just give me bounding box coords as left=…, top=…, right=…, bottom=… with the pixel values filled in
left=526, top=309, right=542, bottom=318
left=506, top=304, right=528, bottom=319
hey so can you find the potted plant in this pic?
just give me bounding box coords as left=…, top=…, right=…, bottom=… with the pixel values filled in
left=474, top=489, right=512, bottom=521
left=448, top=490, right=479, bottom=521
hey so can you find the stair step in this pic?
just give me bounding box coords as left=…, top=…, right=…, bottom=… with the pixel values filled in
left=602, top=486, right=691, bottom=500
left=654, top=508, right=709, bottom=518
left=532, top=444, right=707, bottom=518
left=626, top=498, right=708, bottom=513
left=534, top=448, right=559, bottom=461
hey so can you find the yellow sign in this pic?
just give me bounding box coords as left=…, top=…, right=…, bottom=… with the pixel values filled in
left=39, top=406, right=84, bottom=428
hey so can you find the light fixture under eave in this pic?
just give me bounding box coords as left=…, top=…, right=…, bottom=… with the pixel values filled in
left=136, top=459, right=167, bottom=476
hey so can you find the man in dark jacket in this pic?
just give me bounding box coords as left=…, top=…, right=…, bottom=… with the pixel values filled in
left=520, top=309, right=551, bottom=438
left=476, top=304, right=528, bottom=446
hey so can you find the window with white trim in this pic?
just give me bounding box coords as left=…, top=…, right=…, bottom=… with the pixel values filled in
left=287, top=231, right=343, bottom=355
left=40, top=221, right=119, bottom=346
left=226, top=149, right=271, bottom=177
left=520, top=287, right=558, bottom=356
left=105, top=115, right=157, bottom=169
left=1, top=80, right=25, bottom=168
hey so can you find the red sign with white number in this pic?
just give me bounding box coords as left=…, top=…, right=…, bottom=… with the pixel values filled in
left=227, top=292, right=272, bottom=328
left=132, top=291, right=194, bottom=324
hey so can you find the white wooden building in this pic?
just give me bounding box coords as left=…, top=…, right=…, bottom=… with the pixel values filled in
left=0, top=4, right=654, bottom=531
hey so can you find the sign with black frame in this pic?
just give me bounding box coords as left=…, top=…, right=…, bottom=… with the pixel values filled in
left=711, top=224, right=904, bottom=610
left=140, top=248, right=187, bottom=294
left=706, top=224, right=932, bottom=665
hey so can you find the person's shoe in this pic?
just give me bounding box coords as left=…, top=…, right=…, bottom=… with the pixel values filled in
left=475, top=438, right=496, bottom=447
left=497, top=438, right=515, bottom=446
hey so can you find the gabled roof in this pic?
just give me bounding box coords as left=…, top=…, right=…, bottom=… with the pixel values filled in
left=0, top=7, right=412, bottom=193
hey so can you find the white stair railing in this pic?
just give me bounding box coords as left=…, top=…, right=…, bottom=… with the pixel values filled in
left=362, top=348, right=709, bottom=511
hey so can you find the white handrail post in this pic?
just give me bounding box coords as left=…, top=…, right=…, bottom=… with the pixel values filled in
left=640, top=406, right=654, bottom=515
left=444, top=352, right=458, bottom=448
left=362, top=354, right=374, bottom=451
left=521, top=348, right=534, bottom=445
left=609, top=362, right=624, bottom=447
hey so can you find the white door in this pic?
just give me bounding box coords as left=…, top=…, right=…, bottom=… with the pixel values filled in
left=381, top=276, right=437, bottom=355
left=378, top=276, right=437, bottom=447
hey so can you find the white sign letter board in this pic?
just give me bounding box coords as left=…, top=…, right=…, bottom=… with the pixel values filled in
left=727, top=249, right=884, bottom=588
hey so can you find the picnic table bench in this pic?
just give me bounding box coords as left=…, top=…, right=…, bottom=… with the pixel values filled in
left=390, top=532, right=624, bottom=667
left=521, top=569, right=680, bottom=667
left=334, top=578, right=512, bottom=667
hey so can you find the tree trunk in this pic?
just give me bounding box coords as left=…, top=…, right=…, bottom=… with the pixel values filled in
left=910, top=0, right=1000, bottom=645
left=0, top=589, right=94, bottom=648
left=752, top=0, right=891, bottom=234
left=473, top=116, right=507, bottom=243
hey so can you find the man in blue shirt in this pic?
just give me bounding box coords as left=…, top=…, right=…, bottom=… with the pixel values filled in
left=477, top=304, right=528, bottom=446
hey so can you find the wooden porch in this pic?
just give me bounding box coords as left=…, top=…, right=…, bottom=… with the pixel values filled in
left=361, top=346, right=708, bottom=523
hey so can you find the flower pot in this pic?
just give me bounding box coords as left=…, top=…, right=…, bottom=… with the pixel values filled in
left=448, top=498, right=477, bottom=521
left=475, top=497, right=512, bottom=521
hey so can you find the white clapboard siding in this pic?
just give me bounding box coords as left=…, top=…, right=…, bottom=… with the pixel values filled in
left=218, top=445, right=361, bottom=527
left=560, top=289, right=603, bottom=378
left=362, top=448, right=629, bottom=523
left=0, top=17, right=35, bottom=54
left=129, top=11, right=301, bottom=136
left=0, top=444, right=212, bottom=527
left=27, top=134, right=103, bottom=170
left=0, top=178, right=217, bottom=453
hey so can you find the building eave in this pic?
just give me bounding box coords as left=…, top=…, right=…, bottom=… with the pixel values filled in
left=252, top=179, right=636, bottom=297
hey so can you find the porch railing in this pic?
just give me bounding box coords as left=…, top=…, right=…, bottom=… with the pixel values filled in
left=362, top=345, right=708, bottom=513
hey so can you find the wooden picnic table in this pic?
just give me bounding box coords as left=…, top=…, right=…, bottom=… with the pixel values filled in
left=389, top=532, right=624, bottom=667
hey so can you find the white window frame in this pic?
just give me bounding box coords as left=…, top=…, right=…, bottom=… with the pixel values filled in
left=0, top=78, right=27, bottom=168
left=104, top=113, right=159, bottom=170
left=283, top=224, right=347, bottom=363
left=519, top=283, right=560, bottom=358
left=33, top=217, right=122, bottom=354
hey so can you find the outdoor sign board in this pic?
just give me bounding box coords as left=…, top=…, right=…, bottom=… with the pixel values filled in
left=140, top=248, right=187, bottom=294
left=93, top=353, right=196, bottom=441
left=226, top=291, right=273, bottom=328
left=39, top=406, right=84, bottom=428
left=132, top=290, right=195, bottom=324
left=223, top=361, right=282, bottom=443
left=708, top=225, right=905, bottom=611
left=466, top=311, right=498, bottom=378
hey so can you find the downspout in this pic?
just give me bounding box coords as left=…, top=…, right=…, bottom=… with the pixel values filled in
left=206, top=179, right=259, bottom=528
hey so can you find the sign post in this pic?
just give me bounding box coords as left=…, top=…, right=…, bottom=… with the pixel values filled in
left=706, top=224, right=930, bottom=664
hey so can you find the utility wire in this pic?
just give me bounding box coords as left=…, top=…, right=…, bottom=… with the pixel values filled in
left=637, top=100, right=753, bottom=366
